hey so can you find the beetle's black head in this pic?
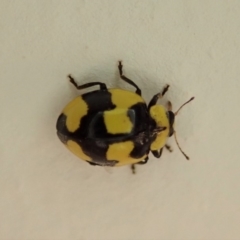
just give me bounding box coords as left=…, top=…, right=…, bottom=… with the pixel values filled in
left=168, top=97, right=195, bottom=160
left=167, top=111, right=175, bottom=137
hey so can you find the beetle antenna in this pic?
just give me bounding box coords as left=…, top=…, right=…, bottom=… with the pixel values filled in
left=174, top=131, right=190, bottom=160
left=175, top=97, right=195, bottom=116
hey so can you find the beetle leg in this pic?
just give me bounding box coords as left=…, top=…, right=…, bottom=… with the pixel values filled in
left=165, top=144, right=173, bottom=152
left=118, top=61, right=142, bottom=96
left=131, top=164, right=136, bottom=174
left=68, top=75, right=107, bottom=91
left=136, top=156, right=149, bottom=165
left=148, top=84, right=170, bottom=109
left=151, top=148, right=163, bottom=158
left=131, top=156, right=149, bottom=174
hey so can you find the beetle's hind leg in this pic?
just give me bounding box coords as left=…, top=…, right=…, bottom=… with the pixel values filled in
left=118, top=61, right=142, bottom=96
left=131, top=164, right=136, bottom=174
left=68, top=75, right=107, bottom=91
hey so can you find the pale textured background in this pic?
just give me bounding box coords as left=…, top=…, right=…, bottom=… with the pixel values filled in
left=1, top=1, right=240, bottom=240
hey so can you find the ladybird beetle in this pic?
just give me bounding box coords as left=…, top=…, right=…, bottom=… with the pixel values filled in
left=56, top=61, right=194, bottom=173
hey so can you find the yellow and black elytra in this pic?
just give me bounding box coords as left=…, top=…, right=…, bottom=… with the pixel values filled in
left=56, top=61, right=194, bottom=173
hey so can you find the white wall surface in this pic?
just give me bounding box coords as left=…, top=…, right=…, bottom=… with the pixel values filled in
left=1, top=1, right=240, bottom=240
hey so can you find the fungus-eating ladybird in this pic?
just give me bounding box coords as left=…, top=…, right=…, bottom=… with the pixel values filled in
left=56, top=61, right=194, bottom=173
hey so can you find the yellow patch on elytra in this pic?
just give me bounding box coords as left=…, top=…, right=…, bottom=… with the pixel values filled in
left=107, top=141, right=146, bottom=166
left=63, top=96, right=88, bottom=132
left=104, top=108, right=133, bottom=134
left=109, top=89, right=145, bottom=108
left=66, top=140, right=91, bottom=161
left=149, top=105, right=170, bottom=150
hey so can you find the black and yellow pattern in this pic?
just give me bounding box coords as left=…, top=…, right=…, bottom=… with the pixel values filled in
left=56, top=61, right=174, bottom=170
left=57, top=89, right=153, bottom=166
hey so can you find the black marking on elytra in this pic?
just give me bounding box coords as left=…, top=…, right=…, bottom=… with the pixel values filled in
left=73, top=90, right=116, bottom=139
left=129, top=102, right=155, bottom=159
left=56, top=113, right=67, bottom=133
left=83, top=90, right=115, bottom=112
left=56, top=113, right=71, bottom=143
left=76, top=99, right=148, bottom=142
left=57, top=131, right=69, bottom=144
left=87, top=111, right=133, bottom=141
left=127, top=109, right=136, bottom=126
left=88, top=111, right=108, bottom=138
left=87, top=108, right=136, bottom=140
left=76, top=138, right=119, bottom=166
left=131, top=103, right=151, bottom=133
left=56, top=89, right=159, bottom=166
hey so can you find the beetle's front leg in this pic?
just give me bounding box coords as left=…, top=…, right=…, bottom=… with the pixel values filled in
left=151, top=148, right=163, bottom=158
